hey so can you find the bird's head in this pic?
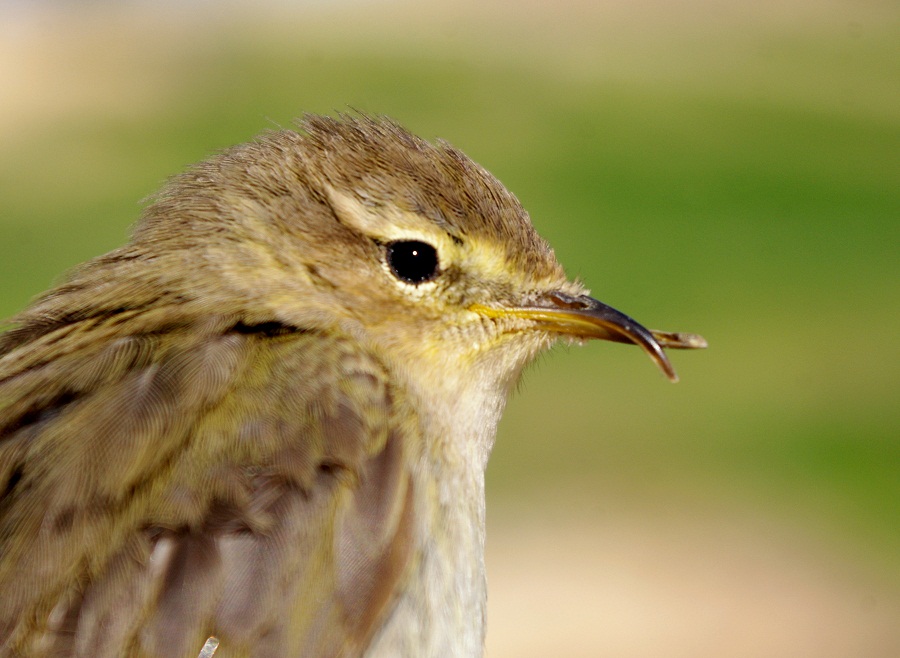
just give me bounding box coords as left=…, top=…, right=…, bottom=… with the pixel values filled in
left=130, top=114, right=704, bottom=410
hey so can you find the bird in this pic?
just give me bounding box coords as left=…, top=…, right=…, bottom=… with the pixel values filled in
left=0, top=113, right=705, bottom=658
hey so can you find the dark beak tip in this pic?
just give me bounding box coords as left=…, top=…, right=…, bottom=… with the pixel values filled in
left=658, top=355, right=679, bottom=383
left=529, top=292, right=704, bottom=382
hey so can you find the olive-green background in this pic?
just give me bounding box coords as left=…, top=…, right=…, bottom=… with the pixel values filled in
left=1, top=1, right=897, bottom=655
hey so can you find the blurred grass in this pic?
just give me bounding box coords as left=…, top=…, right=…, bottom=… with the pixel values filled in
left=0, top=0, right=897, bottom=583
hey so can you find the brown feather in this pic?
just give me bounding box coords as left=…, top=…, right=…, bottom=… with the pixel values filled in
left=0, top=315, right=419, bottom=656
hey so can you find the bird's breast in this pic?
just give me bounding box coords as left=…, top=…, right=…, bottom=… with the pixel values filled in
left=363, top=463, right=488, bottom=658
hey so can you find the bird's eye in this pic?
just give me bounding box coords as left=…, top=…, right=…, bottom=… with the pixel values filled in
left=386, top=240, right=440, bottom=284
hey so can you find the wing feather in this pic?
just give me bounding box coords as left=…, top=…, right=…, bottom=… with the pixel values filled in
left=0, top=314, right=417, bottom=658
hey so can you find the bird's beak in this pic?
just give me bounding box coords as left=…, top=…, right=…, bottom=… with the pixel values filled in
left=471, top=291, right=706, bottom=382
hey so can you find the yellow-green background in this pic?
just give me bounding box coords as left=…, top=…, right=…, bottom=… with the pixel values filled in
left=1, top=1, right=897, bottom=655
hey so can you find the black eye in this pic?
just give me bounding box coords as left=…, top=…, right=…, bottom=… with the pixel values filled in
left=386, top=240, right=440, bottom=284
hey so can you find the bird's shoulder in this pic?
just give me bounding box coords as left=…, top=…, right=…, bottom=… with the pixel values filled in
left=0, top=310, right=418, bottom=657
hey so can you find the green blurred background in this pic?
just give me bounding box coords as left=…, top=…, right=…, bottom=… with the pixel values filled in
left=1, top=1, right=897, bottom=655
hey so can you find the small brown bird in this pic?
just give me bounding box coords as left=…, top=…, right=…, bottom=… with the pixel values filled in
left=0, top=114, right=705, bottom=657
